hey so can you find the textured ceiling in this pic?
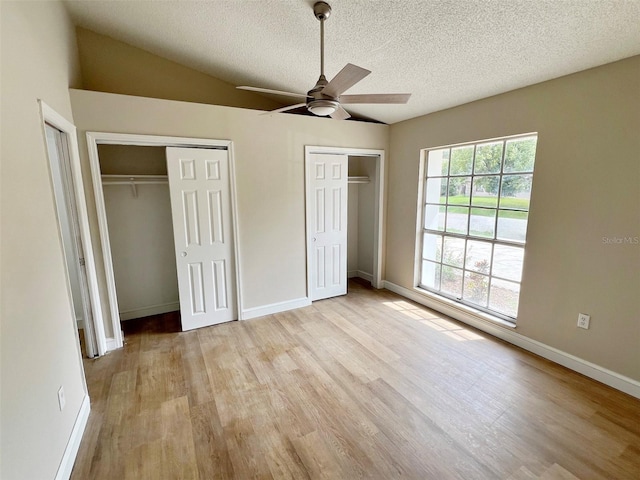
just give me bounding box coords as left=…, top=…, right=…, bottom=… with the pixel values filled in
left=64, top=0, right=640, bottom=124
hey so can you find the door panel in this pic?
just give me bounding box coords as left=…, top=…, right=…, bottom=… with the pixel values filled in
left=167, top=147, right=237, bottom=330
left=307, top=153, right=348, bottom=301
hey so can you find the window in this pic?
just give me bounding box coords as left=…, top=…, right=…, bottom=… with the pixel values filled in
left=418, top=134, right=537, bottom=322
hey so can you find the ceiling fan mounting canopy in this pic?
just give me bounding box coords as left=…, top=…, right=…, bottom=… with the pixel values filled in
left=237, top=1, right=411, bottom=120
left=313, top=1, right=331, bottom=21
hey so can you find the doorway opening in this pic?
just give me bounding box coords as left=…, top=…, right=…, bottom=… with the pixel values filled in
left=39, top=101, right=105, bottom=358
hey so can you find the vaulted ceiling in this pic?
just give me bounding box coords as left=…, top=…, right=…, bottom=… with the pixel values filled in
left=64, top=0, right=640, bottom=124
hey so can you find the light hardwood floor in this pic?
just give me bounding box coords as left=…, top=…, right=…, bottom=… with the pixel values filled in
left=72, top=280, right=640, bottom=479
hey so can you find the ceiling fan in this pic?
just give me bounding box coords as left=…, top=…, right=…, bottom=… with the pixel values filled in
left=237, top=1, right=411, bottom=120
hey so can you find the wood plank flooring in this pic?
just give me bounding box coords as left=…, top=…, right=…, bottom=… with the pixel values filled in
left=71, top=280, right=640, bottom=479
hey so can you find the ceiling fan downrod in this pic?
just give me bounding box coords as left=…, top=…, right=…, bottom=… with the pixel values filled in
left=309, top=2, right=338, bottom=116
left=314, top=1, right=331, bottom=78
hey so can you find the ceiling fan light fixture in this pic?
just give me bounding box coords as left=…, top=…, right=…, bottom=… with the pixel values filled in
left=307, top=99, right=339, bottom=116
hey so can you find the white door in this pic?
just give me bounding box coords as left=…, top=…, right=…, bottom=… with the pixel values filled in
left=166, top=147, right=237, bottom=330
left=306, top=153, right=348, bottom=301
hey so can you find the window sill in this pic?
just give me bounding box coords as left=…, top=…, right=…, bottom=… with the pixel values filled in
left=412, top=286, right=517, bottom=330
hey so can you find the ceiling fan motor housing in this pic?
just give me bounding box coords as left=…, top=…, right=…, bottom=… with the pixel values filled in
left=307, top=73, right=339, bottom=116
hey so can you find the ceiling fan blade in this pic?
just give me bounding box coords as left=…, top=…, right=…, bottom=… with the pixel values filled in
left=330, top=105, right=351, bottom=120
left=259, top=103, right=307, bottom=115
left=322, top=63, right=371, bottom=98
left=237, top=86, right=308, bottom=99
left=339, top=93, right=411, bottom=104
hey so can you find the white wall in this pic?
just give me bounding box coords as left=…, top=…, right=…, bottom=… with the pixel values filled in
left=103, top=182, right=178, bottom=319
left=103, top=183, right=179, bottom=319
left=387, top=56, right=640, bottom=381
left=69, top=89, right=389, bottom=337
left=347, top=184, right=359, bottom=274
left=0, top=1, right=88, bottom=478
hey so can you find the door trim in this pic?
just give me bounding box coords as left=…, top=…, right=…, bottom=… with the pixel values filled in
left=86, top=132, right=243, bottom=351
left=38, top=101, right=107, bottom=356
left=304, top=146, right=386, bottom=296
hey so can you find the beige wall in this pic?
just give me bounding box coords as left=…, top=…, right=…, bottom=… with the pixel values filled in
left=76, top=27, right=284, bottom=111
left=69, top=90, right=389, bottom=336
left=0, top=1, right=88, bottom=478
left=387, top=57, right=640, bottom=381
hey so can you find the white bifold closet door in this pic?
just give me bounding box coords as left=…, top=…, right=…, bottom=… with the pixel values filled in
left=306, top=153, right=348, bottom=301
left=166, top=147, right=237, bottom=331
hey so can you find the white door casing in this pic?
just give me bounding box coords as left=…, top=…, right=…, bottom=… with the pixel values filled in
left=166, top=147, right=237, bottom=330
left=306, top=153, right=348, bottom=301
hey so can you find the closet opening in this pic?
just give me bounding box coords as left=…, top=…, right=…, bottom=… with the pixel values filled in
left=87, top=133, right=242, bottom=352
left=98, top=145, right=180, bottom=333
left=305, top=146, right=385, bottom=302
left=347, top=155, right=378, bottom=288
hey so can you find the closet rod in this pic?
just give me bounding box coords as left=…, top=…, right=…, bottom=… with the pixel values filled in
left=101, top=174, right=168, bottom=198
left=348, top=176, right=370, bottom=184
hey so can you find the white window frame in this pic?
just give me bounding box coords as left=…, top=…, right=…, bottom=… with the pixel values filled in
left=415, top=133, right=538, bottom=324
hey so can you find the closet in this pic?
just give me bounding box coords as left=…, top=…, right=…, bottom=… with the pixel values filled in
left=98, top=145, right=179, bottom=321
left=347, top=155, right=377, bottom=285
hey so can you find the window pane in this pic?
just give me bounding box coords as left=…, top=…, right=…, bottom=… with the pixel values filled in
left=421, top=260, right=441, bottom=289
left=427, top=148, right=450, bottom=176
left=442, top=236, right=465, bottom=267
left=424, top=205, right=445, bottom=231
left=492, top=245, right=524, bottom=282
left=426, top=177, right=447, bottom=204
left=422, top=233, right=442, bottom=262
left=446, top=206, right=468, bottom=234
left=450, top=146, right=473, bottom=175
left=504, top=136, right=537, bottom=173
left=489, top=278, right=520, bottom=317
left=474, top=141, right=503, bottom=174
left=497, top=210, right=528, bottom=242
left=463, top=271, right=489, bottom=307
left=499, top=174, right=532, bottom=209
left=465, top=240, right=492, bottom=274
left=471, top=176, right=500, bottom=207
left=447, top=176, right=471, bottom=205
left=469, top=208, right=496, bottom=239
left=441, top=266, right=463, bottom=298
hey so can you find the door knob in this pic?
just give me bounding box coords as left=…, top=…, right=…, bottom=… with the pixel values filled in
left=181, top=251, right=187, bottom=257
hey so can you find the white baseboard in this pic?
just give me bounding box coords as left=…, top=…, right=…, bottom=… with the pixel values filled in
left=383, top=281, right=640, bottom=399
left=348, top=270, right=373, bottom=282
left=55, top=394, right=90, bottom=480
left=119, top=301, right=180, bottom=321
left=241, top=297, right=311, bottom=321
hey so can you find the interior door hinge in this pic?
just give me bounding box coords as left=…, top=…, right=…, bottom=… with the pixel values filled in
left=79, top=257, right=86, bottom=266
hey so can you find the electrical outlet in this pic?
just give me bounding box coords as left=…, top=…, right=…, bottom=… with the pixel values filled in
left=57, top=386, right=66, bottom=411
left=577, top=313, right=590, bottom=330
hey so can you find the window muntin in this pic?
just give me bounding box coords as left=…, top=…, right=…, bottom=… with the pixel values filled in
left=419, top=134, right=537, bottom=322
